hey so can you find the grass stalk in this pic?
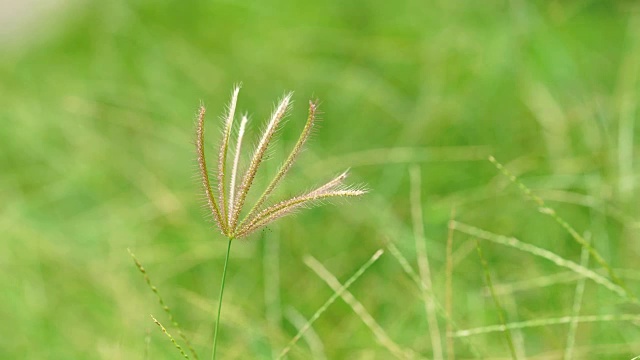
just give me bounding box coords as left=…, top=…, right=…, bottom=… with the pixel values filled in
left=277, top=249, right=384, bottom=359
left=195, top=88, right=366, bottom=358
left=454, top=313, right=640, bottom=337
left=385, top=242, right=482, bottom=358
left=409, top=165, right=442, bottom=360
left=475, top=240, right=518, bottom=359
left=488, top=156, right=635, bottom=302
left=452, top=221, right=625, bottom=298
left=212, top=238, right=233, bottom=360
left=283, top=307, right=327, bottom=360
left=152, top=315, right=190, bottom=359
left=263, top=230, right=282, bottom=359
left=144, top=329, right=151, bottom=360
left=445, top=209, right=455, bottom=360
left=501, top=292, right=527, bottom=358
left=128, top=249, right=199, bottom=359
left=304, top=251, right=416, bottom=360
left=564, top=236, right=590, bottom=360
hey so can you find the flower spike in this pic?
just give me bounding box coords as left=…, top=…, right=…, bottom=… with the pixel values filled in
left=197, top=87, right=366, bottom=239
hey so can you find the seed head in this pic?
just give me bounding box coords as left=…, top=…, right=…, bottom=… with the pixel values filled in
left=196, top=87, right=367, bottom=239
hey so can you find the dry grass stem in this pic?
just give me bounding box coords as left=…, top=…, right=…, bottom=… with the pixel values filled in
left=475, top=241, right=519, bottom=359
left=453, top=314, right=640, bottom=338
left=277, top=249, right=384, bottom=359
left=385, top=242, right=482, bottom=358
left=488, top=156, right=634, bottom=302
left=501, top=293, right=527, bottom=359
left=263, top=231, right=282, bottom=359
left=452, top=221, right=626, bottom=298
left=304, top=252, right=417, bottom=360
left=490, top=272, right=584, bottom=296
left=564, top=237, right=590, bottom=360
left=445, top=209, right=455, bottom=360
left=284, top=307, right=327, bottom=360
left=409, top=165, right=442, bottom=360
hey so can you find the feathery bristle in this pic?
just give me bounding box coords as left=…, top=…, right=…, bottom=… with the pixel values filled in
left=228, top=114, right=248, bottom=227
left=196, top=105, right=226, bottom=234
left=229, top=92, right=292, bottom=232
left=197, top=88, right=365, bottom=239
left=236, top=187, right=366, bottom=239
left=309, top=169, right=350, bottom=196
left=217, top=85, right=241, bottom=226
left=239, top=99, right=319, bottom=229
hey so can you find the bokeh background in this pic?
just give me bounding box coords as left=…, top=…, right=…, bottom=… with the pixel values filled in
left=2, top=1, right=640, bottom=359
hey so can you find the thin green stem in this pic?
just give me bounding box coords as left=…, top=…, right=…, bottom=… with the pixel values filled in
left=212, top=238, right=233, bottom=360
left=476, top=240, right=518, bottom=359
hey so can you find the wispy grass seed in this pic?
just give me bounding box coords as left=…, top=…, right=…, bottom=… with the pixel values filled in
left=197, top=87, right=366, bottom=240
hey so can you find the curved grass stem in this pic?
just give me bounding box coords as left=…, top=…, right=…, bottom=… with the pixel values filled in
left=212, top=238, right=233, bottom=360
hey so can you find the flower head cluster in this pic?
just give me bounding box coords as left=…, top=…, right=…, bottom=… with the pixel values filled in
left=196, top=85, right=366, bottom=239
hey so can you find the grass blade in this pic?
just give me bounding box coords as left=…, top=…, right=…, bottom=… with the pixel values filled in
left=303, top=251, right=417, bottom=360
left=386, top=242, right=482, bottom=358
left=564, top=235, right=590, bottom=360
left=409, top=165, right=442, bottom=360
left=475, top=240, right=519, bottom=359
left=452, top=221, right=626, bottom=298
left=445, top=209, right=455, bottom=360
left=488, top=156, right=635, bottom=302
left=454, top=314, right=640, bottom=337
left=277, top=249, right=384, bottom=359
left=284, top=307, right=327, bottom=360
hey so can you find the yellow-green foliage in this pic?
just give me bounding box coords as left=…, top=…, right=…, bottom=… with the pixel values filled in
left=2, top=1, right=640, bottom=359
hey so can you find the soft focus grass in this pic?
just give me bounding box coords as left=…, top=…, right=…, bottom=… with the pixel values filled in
left=2, top=1, right=640, bottom=359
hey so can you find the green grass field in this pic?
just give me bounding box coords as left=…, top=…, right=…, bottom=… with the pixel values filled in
left=2, top=1, right=640, bottom=359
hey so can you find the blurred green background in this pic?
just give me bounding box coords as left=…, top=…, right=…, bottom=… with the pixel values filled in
left=2, top=1, right=640, bottom=359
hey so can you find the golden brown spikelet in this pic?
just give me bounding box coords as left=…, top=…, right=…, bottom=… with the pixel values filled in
left=196, top=87, right=366, bottom=239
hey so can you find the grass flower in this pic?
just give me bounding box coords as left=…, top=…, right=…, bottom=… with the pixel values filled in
left=197, top=85, right=366, bottom=359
